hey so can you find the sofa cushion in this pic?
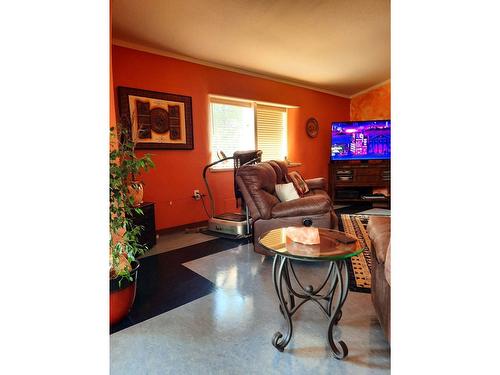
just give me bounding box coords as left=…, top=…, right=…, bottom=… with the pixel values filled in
left=367, top=216, right=391, bottom=264
left=271, top=194, right=331, bottom=218
left=304, top=189, right=330, bottom=200
left=305, top=177, right=327, bottom=191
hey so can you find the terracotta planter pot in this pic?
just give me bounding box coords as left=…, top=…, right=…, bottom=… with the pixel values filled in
left=128, top=182, right=144, bottom=207
left=110, top=261, right=139, bottom=325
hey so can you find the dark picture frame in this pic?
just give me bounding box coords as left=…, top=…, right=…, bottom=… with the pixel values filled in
left=117, top=86, right=194, bottom=150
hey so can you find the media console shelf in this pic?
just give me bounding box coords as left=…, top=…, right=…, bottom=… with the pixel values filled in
left=329, top=160, right=390, bottom=208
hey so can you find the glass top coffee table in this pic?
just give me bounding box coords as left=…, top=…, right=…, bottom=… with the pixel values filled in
left=259, top=227, right=365, bottom=359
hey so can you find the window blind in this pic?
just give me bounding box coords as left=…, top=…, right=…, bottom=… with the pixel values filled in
left=256, top=104, right=287, bottom=161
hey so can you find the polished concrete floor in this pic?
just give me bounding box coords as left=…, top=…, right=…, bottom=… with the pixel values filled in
left=141, top=230, right=216, bottom=258
left=111, top=242, right=390, bottom=374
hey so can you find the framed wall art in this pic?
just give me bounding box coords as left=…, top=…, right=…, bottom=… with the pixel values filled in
left=117, top=86, right=194, bottom=150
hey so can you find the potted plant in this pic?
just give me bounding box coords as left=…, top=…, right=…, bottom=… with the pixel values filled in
left=109, top=123, right=154, bottom=325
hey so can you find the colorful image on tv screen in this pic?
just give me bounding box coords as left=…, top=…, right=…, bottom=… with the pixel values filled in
left=331, top=120, right=391, bottom=160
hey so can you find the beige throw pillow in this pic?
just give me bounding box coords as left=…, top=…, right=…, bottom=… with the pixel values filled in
left=275, top=183, right=300, bottom=202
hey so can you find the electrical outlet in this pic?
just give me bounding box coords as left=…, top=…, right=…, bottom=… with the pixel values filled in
left=193, top=190, right=201, bottom=200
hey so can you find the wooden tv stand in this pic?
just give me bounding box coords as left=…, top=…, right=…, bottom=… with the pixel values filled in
left=329, top=160, right=390, bottom=207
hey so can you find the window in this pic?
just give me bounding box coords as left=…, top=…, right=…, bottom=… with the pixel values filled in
left=255, top=104, right=287, bottom=162
left=210, top=96, right=288, bottom=168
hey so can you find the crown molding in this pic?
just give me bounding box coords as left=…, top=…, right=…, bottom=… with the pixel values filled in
left=112, top=39, right=352, bottom=99
left=350, top=79, right=391, bottom=98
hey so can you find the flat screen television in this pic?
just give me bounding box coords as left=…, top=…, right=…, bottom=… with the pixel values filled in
left=331, top=120, right=391, bottom=161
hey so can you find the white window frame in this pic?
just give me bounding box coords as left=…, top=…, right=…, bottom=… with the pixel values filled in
left=208, top=95, right=293, bottom=170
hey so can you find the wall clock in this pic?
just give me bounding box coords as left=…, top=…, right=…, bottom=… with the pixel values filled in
left=306, top=117, right=319, bottom=138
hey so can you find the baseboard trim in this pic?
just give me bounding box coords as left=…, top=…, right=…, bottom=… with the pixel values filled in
left=157, top=220, right=208, bottom=236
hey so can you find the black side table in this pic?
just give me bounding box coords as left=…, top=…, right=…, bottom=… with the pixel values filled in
left=259, top=227, right=365, bottom=360
left=128, top=202, right=156, bottom=250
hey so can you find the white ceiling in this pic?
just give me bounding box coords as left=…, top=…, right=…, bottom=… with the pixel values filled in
left=112, top=0, right=390, bottom=97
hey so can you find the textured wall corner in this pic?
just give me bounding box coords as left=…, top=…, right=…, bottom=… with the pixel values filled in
left=350, top=82, right=391, bottom=121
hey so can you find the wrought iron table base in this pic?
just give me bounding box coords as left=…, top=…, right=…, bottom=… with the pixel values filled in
left=271, top=255, right=349, bottom=359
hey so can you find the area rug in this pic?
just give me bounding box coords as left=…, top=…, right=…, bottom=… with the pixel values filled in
left=338, top=214, right=372, bottom=293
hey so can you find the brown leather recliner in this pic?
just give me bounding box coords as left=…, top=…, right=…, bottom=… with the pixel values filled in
left=235, top=160, right=338, bottom=255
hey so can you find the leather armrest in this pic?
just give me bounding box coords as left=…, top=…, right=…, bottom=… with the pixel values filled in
left=385, top=242, right=391, bottom=286
left=305, top=177, right=326, bottom=191
left=271, top=195, right=331, bottom=218
left=367, top=216, right=391, bottom=263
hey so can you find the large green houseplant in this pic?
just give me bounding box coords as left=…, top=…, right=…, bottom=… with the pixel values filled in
left=109, top=123, right=154, bottom=324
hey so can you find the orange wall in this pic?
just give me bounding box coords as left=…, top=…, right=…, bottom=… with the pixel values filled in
left=350, top=81, right=391, bottom=121
left=112, top=45, right=350, bottom=230
left=110, top=49, right=116, bottom=128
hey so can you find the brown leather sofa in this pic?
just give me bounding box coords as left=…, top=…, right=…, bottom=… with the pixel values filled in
left=367, top=216, right=391, bottom=343
left=235, top=160, right=338, bottom=255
